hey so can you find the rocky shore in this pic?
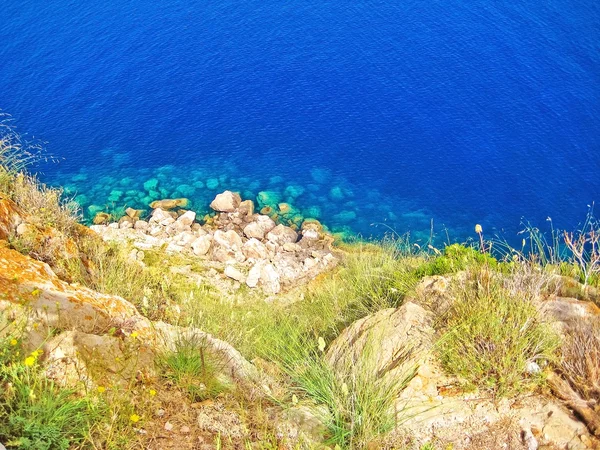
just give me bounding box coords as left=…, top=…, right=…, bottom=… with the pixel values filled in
left=90, top=190, right=339, bottom=295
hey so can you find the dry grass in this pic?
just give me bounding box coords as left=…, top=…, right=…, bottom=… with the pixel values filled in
left=561, top=317, right=600, bottom=403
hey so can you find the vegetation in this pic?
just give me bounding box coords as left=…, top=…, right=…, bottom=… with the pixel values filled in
left=3, top=120, right=600, bottom=447
left=436, top=267, right=560, bottom=397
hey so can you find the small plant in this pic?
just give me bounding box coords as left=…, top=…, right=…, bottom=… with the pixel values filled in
left=157, top=335, right=230, bottom=402
left=563, top=204, right=600, bottom=286
left=0, top=332, right=100, bottom=449
left=437, top=267, right=559, bottom=397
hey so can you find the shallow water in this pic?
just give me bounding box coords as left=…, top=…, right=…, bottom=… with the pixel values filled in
left=1, top=1, right=598, bottom=244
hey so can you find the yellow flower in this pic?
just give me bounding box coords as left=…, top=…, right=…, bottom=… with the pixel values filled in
left=32, top=323, right=40, bottom=330
left=28, top=390, right=36, bottom=400
left=148, top=389, right=156, bottom=396
left=129, top=414, right=140, bottom=423
left=24, top=356, right=35, bottom=367
left=97, top=386, right=106, bottom=394
left=130, top=331, right=139, bottom=339
left=31, top=288, right=41, bottom=297
left=317, top=336, right=326, bottom=352
left=475, top=224, right=483, bottom=234
left=9, top=339, right=18, bottom=346
left=32, top=349, right=43, bottom=358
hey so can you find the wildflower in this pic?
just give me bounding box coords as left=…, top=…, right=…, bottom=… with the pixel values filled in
left=9, top=339, right=18, bottom=346
left=475, top=224, right=483, bottom=234
left=341, top=382, right=349, bottom=397
left=97, top=386, right=106, bottom=394
left=32, top=349, right=43, bottom=358
left=148, top=389, right=156, bottom=396
left=32, top=323, right=40, bottom=330
left=129, top=414, right=140, bottom=423
left=31, top=288, right=41, bottom=297
left=24, top=356, right=35, bottom=367
left=130, top=331, right=139, bottom=339
left=317, top=336, right=326, bottom=352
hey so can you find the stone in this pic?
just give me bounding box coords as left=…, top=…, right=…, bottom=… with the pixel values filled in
left=246, top=263, right=262, bottom=288
left=191, top=235, right=212, bottom=256
left=0, top=196, right=24, bottom=240
left=210, top=191, right=241, bottom=213
left=150, top=208, right=176, bottom=223
left=176, top=210, right=197, bottom=227
left=93, top=212, right=110, bottom=225
left=243, top=215, right=276, bottom=240
left=206, top=178, right=220, bottom=190
left=134, top=220, right=149, bottom=232
left=213, top=230, right=243, bottom=251
left=16, top=222, right=30, bottom=235
left=283, top=242, right=301, bottom=253
left=149, top=198, right=188, bottom=210
left=242, top=238, right=268, bottom=260
left=260, top=264, right=281, bottom=294
left=143, top=178, right=159, bottom=191
left=238, top=199, right=255, bottom=216
left=224, top=265, right=245, bottom=283
left=327, top=302, right=434, bottom=386
left=125, top=207, right=143, bottom=219
left=266, top=224, right=298, bottom=246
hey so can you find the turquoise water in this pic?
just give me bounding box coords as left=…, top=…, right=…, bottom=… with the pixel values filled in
left=1, top=1, right=598, bottom=244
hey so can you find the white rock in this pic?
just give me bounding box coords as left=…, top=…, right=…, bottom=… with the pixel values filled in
left=16, top=222, right=29, bottom=235
left=150, top=208, right=173, bottom=223
left=119, top=220, right=133, bottom=229
left=108, top=222, right=119, bottom=229
left=261, top=263, right=281, bottom=294
left=134, top=220, right=149, bottom=232
left=224, top=265, right=245, bottom=282
left=159, top=217, right=176, bottom=226
left=175, top=231, right=197, bottom=246
left=283, top=242, right=301, bottom=252
left=243, top=215, right=276, bottom=240
left=246, top=263, right=263, bottom=288
left=242, top=238, right=268, bottom=260
left=210, top=191, right=241, bottom=212
left=267, top=224, right=298, bottom=246
left=213, top=229, right=243, bottom=251
left=177, top=210, right=196, bottom=226
left=166, top=243, right=184, bottom=253
left=191, top=235, right=212, bottom=256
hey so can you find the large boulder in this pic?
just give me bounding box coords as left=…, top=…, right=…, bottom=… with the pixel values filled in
left=149, top=198, right=189, bottom=210
left=326, top=302, right=434, bottom=385
left=210, top=191, right=241, bottom=213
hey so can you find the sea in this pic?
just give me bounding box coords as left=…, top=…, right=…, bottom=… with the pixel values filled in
left=1, top=0, right=598, bottom=245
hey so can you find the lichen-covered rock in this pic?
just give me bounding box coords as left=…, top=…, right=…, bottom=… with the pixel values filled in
left=210, top=190, right=241, bottom=213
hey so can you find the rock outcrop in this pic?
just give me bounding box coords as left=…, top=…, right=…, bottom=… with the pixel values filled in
left=323, top=275, right=599, bottom=449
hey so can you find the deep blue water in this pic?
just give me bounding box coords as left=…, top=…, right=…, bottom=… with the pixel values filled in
left=1, top=1, right=599, bottom=243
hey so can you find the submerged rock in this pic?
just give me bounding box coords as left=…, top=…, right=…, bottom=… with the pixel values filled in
left=149, top=198, right=189, bottom=210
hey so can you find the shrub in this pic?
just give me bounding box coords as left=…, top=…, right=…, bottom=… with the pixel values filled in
left=437, top=268, right=559, bottom=397
left=156, top=335, right=231, bottom=402
left=0, top=332, right=100, bottom=449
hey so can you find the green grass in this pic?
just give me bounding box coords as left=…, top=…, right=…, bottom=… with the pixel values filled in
left=156, top=335, right=231, bottom=402
left=261, top=320, right=413, bottom=449
left=0, top=332, right=102, bottom=450
left=437, top=267, right=560, bottom=397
